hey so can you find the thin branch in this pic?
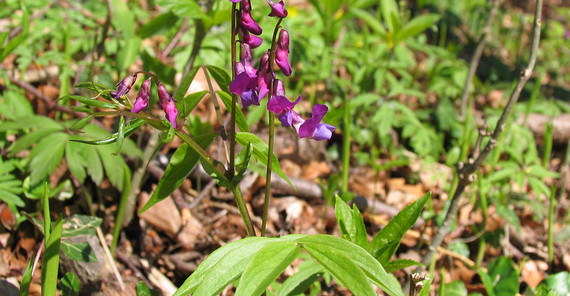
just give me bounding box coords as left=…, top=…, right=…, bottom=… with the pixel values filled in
left=160, top=18, right=189, bottom=61
left=459, top=0, right=502, bottom=119
left=421, top=0, right=543, bottom=267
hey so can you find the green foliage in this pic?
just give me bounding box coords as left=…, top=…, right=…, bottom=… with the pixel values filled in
left=478, top=256, right=519, bottom=296
left=41, top=216, right=63, bottom=296
left=174, top=234, right=403, bottom=296
left=60, top=272, right=80, bottom=296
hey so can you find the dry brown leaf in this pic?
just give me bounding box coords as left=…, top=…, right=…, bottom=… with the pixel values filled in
left=521, top=260, right=544, bottom=288
left=301, top=161, right=330, bottom=181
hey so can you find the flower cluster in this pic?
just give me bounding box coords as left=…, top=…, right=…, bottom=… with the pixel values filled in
left=228, top=0, right=334, bottom=140
left=112, top=74, right=179, bottom=128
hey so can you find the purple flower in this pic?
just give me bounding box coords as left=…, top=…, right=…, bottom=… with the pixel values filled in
left=256, top=52, right=274, bottom=100
left=240, top=29, right=263, bottom=48
left=230, top=44, right=260, bottom=108
left=157, top=82, right=178, bottom=128
left=275, top=29, right=292, bottom=76
left=241, top=10, right=262, bottom=35
left=228, top=0, right=241, bottom=2
left=267, top=0, right=288, bottom=18
left=111, top=73, right=137, bottom=99
left=268, top=80, right=300, bottom=126
left=131, top=78, right=151, bottom=113
left=298, top=104, right=335, bottom=140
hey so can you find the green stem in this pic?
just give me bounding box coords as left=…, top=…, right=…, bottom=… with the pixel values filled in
left=232, top=185, right=255, bottom=236
left=229, top=3, right=237, bottom=177
left=341, top=94, right=351, bottom=193
left=548, top=185, right=555, bottom=267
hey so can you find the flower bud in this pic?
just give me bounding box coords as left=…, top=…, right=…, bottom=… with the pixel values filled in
left=267, top=0, right=288, bottom=18
left=111, top=73, right=137, bottom=99
left=275, top=29, right=292, bottom=76
left=131, top=78, right=151, bottom=113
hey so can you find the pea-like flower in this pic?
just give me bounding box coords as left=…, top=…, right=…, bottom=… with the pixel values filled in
left=111, top=73, right=137, bottom=99
left=275, top=29, right=291, bottom=76
left=131, top=78, right=151, bottom=113
left=298, top=104, right=335, bottom=140
left=230, top=44, right=260, bottom=108
left=267, top=0, right=287, bottom=18
left=256, top=52, right=274, bottom=100
left=157, top=82, right=179, bottom=128
left=241, top=9, right=262, bottom=35
left=267, top=80, right=301, bottom=126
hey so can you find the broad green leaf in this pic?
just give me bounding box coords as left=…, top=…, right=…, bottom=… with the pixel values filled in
left=487, top=256, right=518, bottom=296
left=384, top=259, right=423, bottom=273
left=176, top=90, right=208, bottom=119
left=182, top=237, right=276, bottom=296
left=235, top=132, right=293, bottom=188
left=301, top=240, right=376, bottom=296
left=136, top=281, right=159, bottom=296
left=395, top=14, right=440, bottom=43
left=60, top=241, right=97, bottom=263
left=111, top=0, right=135, bottom=38
left=529, top=165, right=560, bottom=179
left=335, top=196, right=367, bottom=249
left=60, top=95, right=117, bottom=110
left=0, top=115, right=60, bottom=132
left=66, top=142, right=87, bottom=183
left=278, top=262, right=324, bottom=296
left=62, top=215, right=102, bottom=237
left=0, top=189, right=25, bottom=207
left=140, top=50, right=176, bottom=86
left=379, top=0, right=399, bottom=33
left=0, top=91, right=34, bottom=119
left=97, top=144, right=126, bottom=190
left=206, top=65, right=231, bottom=94
left=441, top=280, right=467, bottom=296
left=18, top=254, right=35, bottom=296
left=234, top=142, right=253, bottom=184
left=539, top=271, right=570, bottom=295
left=83, top=145, right=104, bottom=185
left=219, top=91, right=250, bottom=133
left=117, top=37, right=142, bottom=72
left=174, top=66, right=200, bottom=102
left=137, top=11, right=179, bottom=39
left=60, top=272, right=79, bottom=296
left=41, top=216, right=63, bottom=296
left=139, top=133, right=217, bottom=214
left=29, top=132, right=68, bottom=184
left=348, top=8, right=386, bottom=37
left=370, top=192, right=430, bottom=264
left=296, top=235, right=403, bottom=296
left=235, top=240, right=301, bottom=296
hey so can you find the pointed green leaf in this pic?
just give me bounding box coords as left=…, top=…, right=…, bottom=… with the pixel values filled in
left=301, top=240, right=376, bottom=296
left=117, top=37, right=142, bottom=71
left=370, top=192, right=430, bottom=264
left=296, top=235, right=403, bottom=296
left=61, top=215, right=102, bottom=237
left=29, top=132, right=68, bottom=184
left=384, top=259, right=423, bottom=273
left=60, top=95, right=117, bottom=110
left=60, top=272, right=79, bottom=296
left=235, top=240, right=300, bottom=296
left=66, top=142, right=87, bottom=183
left=70, top=118, right=145, bottom=145
left=177, top=90, right=208, bottom=119
left=235, top=132, right=293, bottom=188
left=218, top=91, right=250, bottom=133
left=137, top=11, right=179, bottom=39
left=18, top=253, right=35, bottom=296
left=60, top=241, right=97, bottom=263
left=278, top=262, right=324, bottom=296
left=174, top=66, right=200, bottom=102
left=395, top=14, right=440, bottom=43
left=115, top=115, right=126, bottom=154
left=335, top=196, right=367, bottom=249
left=206, top=65, right=231, bottom=94
left=379, top=0, right=399, bottom=33
left=41, top=216, right=63, bottom=296
left=348, top=8, right=386, bottom=37
left=139, top=133, right=217, bottom=214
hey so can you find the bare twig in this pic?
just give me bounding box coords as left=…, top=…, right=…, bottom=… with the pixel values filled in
left=421, top=0, right=543, bottom=267
left=160, top=18, right=189, bottom=61
left=459, top=0, right=502, bottom=119
left=96, top=227, right=125, bottom=291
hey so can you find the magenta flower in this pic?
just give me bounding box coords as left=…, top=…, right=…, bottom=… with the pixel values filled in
left=275, top=29, right=292, bottom=76
left=267, top=80, right=300, bottom=126
left=131, top=78, right=151, bottom=113
left=298, top=104, right=335, bottom=140
left=241, top=10, right=262, bottom=35
left=256, top=52, right=274, bottom=100
left=240, top=29, right=263, bottom=48
left=157, top=82, right=178, bottom=128
left=230, top=44, right=260, bottom=108
left=267, top=0, right=287, bottom=18
left=111, top=73, right=137, bottom=99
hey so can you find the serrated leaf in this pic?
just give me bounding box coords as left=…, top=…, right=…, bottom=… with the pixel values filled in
left=60, top=95, right=117, bottom=110
left=206, top=65, right=231, bottom=94
left=296, top=235, right=403, bottom=296
left=60, top=241, right=97, bottom=263
left=235, top=240, right=300, bottom=296
left=139, top=133, right=217, bottom=214
left=370, top=192, right=430, bottom=264
left=235, top=132, right=293, bottom=189
left=29, top=132, right=68, bottom=184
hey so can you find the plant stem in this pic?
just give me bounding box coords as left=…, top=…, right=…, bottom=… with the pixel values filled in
left=548, top=185, right=555, bottom=268
left=261, top=19, right=284, bottom=236
left=232, top=185, right=255, bottom=236
left=229, top=3, right=238, bottom=177
left=342, top=94, right=351, bottom=193
left=459, top=0, right=502, bottom=119
left=420, top=0, right=543, bottom=267
left=202, top=65, right=230, bottom=158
